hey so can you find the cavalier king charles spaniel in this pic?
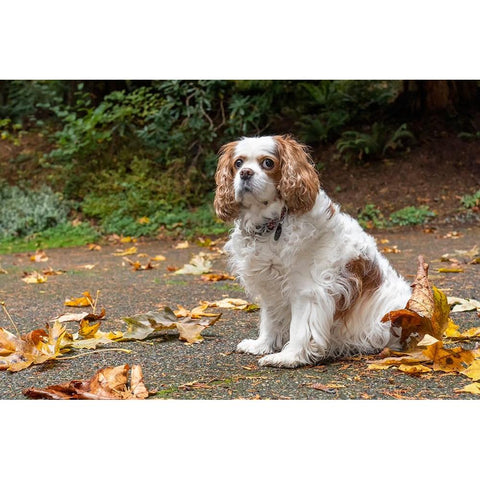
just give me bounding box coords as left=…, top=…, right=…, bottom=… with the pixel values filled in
left=214, top=134, right=411, bottom=368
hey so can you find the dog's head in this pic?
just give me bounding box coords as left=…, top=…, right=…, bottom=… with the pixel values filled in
left=214, top=135, right=320, bottom=222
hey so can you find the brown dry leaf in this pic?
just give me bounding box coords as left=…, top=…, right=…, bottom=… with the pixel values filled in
left=42, top=266, right=65, bottom=276
left=64, top=291, right=93, bottom=308
left=201, top=273, right=235, bottom=282
left=151, top=255, right=166, bottom=262
left=0, top=321, right=66, bottom=372
left=174, top=241, right=190, bottom=249
left=22, top=271, right=47, bottom=284
left=176, top=323, right=207, bottom=344
left=173, top=253, right=212, bottom=275
left=204, top=298, right=259, bottom=311
left=121, top=307, right=221, bottom=344
left=422, top=341, right=475, bottom=372
left=53, top=308, right=106, bottom=324
left=30, top=250, right=49, bottom=262
left=112, top=246, right=138, bottom=256
left=448, top=296, right=480, bottom=313
left=123, top=257, right=154, bottom=271
left=87, top=243, right=102, bottom=251
left=381, top=256, right=450, bottom=349
left=23, top=364, right=150, bottom=400
left=381, top=246, right=401, bottom=254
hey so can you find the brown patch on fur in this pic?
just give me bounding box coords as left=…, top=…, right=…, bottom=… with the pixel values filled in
left=334, top=257, right=383, bottom=321
left=273, top=135, right=320, bottom=214
left=214, top=141, right=239, bottom=222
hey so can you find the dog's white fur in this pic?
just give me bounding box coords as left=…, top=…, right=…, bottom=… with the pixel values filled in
left=214, top=135, right=411, bottom=368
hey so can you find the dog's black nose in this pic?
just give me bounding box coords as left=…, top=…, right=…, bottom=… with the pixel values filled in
left=240, top=168, right=254, bottom=180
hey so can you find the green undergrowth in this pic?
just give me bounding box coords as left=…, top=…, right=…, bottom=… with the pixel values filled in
left=0, top=222, right=100, bottom=254
left=357, top=204, right=436, bottom=229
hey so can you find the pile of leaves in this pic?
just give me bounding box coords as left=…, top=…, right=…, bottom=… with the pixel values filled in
left=373, top=256, right=480, bottom=394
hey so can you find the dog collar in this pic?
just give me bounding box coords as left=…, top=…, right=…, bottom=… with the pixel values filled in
left=253, top=207, right=287, bottom=241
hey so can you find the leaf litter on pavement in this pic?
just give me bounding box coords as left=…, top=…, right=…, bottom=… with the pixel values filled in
left=3, top=237, right=480, bottom=398
left=372, top=255, right=480, bottom=395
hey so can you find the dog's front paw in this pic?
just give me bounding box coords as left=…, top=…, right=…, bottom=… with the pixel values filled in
left=237, top=338, right=276, bottom=355
left=258, top=351, right=308, bottom=369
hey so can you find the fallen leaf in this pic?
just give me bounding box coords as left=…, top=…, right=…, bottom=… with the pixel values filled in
left=455, top=382, right=480, bottom=395
left=150, top=255, right=166, bottom=262
left=398, top=364, right=432, bottom=374
left=381, top=256, right=450, bottom=349
left=174, top=241, right=190, bottom=249
left=120, top=236, right=137, bottom=244
left=22, top=271, right=47, bottom=284
left=121, top=309, right=179, bottom=340
left=30, top=250, right=49, bottom=262
left=23, top=364, right=150, bottom=399
left=76, top=264, right=96, bottom=270
left=204, top=298, right=258, bottom=311
left=121, top=307, right=221, bottom=344
left=53, top=309, right=106, bottom=323
left=0, top=322, right=66, bottom=372
left=437, top=267, right=464, bottom=273
left=64, top=291, right=93, bottom=308
left=461, top=359, right=480, bottom=381
left=201, top=273, right=235, bottom=282
left=123, top=257, right=154, bottom=271
left=176, top=323, right=207, bottom=344
left=422, top=341, right=474, bottom=372
left=381, top=246, right=401, bottom=254
left=112, top=246, right=138, bottom=256
left=42, top=266, right=65, bottom=276
left=87, top=243, right=102, bottom=251
left=173, top=253, right=212, bottom=275
left=448, top=296, right=480, bottom=313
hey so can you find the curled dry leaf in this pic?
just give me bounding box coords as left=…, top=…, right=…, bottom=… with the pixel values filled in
left=112, top=246, right=137, bottom=256
left=381, top=255, right=450, bottom=349
left=64, top=291, right=93, bottom=308
left=121, top=307, right=221, bottom=344
left=23, top=364, right=150, bottom=400
left=22, top=271, right=47, bottom=284
left=53, top=308, right=106, bottom=323
left=201, top=273, right=235, bottom=282
left=0, top=321, right=66, bottom=372
left=30, top=250, right=49, bottom=262
left=123, top=257, right=154, bottom=271
left=173, top=253, right=212, bottom=275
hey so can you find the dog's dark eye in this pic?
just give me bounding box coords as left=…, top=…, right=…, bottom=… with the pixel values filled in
left=262, top=158, right=275, bottom=170
left=234, top=158, right=243, bottom=169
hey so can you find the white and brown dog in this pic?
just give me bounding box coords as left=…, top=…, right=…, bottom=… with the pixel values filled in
left=214, top=134, right=411, bottom=368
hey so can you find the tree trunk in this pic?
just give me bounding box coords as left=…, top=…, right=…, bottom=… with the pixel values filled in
left=395, top=80, right=479, bottom=115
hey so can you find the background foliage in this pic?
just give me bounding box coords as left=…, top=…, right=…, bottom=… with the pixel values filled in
left=0, top=80, right=478, bottom=243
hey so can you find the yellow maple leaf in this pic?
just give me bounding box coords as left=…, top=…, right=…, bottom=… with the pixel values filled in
left=461, top=359, right=480, bottom=381
left=422, top=341, right=475, bottom=372
left=398, top=364, right=432, bottom=374
left=65, top=291, right=94, bottom=307
left=455, top=382, right=480, bottom=395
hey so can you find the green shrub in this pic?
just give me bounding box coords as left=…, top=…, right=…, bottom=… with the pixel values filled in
left=357, top=204, right=386, bottom=229
left=460, top=190, right=480, bottom=209
left=388, top=206, right=435, bottom=226
left=0, top=182, right=70, bottom=238
left=336, top=123, right=414, bottom=162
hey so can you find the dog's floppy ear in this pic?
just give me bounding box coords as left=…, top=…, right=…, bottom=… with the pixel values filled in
left=214, top=141, right=240, bottom=222
left=274, top=135, right=320, bottom=214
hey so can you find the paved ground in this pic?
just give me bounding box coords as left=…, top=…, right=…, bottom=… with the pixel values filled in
left=1, top=223, right=480, bottom=400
